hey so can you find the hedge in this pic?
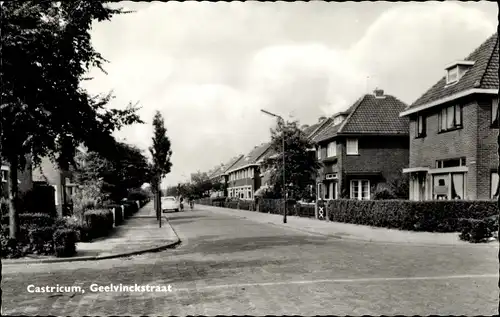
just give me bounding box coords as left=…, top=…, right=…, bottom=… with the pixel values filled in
left=1, top=213, right=55, bottom=228
left=83, top=209, right=114, bottom=239
left=326, top=199, right=497, bottom=233
left=53, top=228, right=77, bottom=257
left=28, top=226, right=55, bottom=255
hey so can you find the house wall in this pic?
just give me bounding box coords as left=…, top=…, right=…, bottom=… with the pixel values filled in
left=317, top=135, right=408, bottom=198
left=408, top=96, right=497, bottom=199
left=477, top=95, right=499, bottom=199
left=342, top=135, right=409, bottom=184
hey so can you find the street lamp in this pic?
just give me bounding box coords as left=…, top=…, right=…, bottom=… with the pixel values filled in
left=261, top=109, right=287, bottom=224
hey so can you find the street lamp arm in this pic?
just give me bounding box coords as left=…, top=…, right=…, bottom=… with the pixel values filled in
left=260, top=109, right=284, bottom=121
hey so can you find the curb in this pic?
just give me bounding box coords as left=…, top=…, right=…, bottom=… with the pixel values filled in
left=2, top=217, right=182, bottom=265
left=202, top=205, right=499, bottom=248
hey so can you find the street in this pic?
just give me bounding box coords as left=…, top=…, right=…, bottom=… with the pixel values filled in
left=2, top=205, right=497, bottom=315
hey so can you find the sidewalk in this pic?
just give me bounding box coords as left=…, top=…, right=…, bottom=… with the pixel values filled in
left=3, top=203, right=180, bottom=264
left=201, top=204, right=498, bottom=247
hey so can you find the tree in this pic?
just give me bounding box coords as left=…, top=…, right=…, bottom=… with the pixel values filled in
left=149, top=111, right=173, bottom=220
left=1, top=1, right=141, bottom=239
left=72, top=141, right=151, bottom=203
left=262, top=120, right=320, bottom=200
left=190, top=171, right=213, bottom=198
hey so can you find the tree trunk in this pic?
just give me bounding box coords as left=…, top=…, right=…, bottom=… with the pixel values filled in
left=8, top=156, right=20, bottom=240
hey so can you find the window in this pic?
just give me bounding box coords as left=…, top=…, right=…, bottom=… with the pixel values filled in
left=326, top=182, right=337, bottom=200
left=491, top=172, right=499, bottom=199
left=436, top=157, right=466, bottom=168
left=317, top=147, right=322, bottom=160
left=248, top=187, right=252, bottom=199
left=433, top=173, right=466, bottom=200
left=350, top=180, right=370, bottom=200
left=317, top=183, right=323, bottom=200
left=492, top=98, right=499, bottom=127
left=438, top=105, right=462, bottom=132
left=446, top=67, right=458, bottom=84
left=346, top=138, right=358, bottom=155
left=1, top=170, right=7, bottom=183
left=416, top=115, right=426, bottom=137
left=327, top=142, right=337, bottom=157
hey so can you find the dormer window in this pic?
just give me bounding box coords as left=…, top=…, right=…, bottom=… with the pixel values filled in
left=446, top=67, right=459, bottom=84
left=333, top=115, right=344, bottom=125
left=445, top=61, right=474, bottom=85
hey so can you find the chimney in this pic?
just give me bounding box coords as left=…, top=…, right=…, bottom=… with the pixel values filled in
left=373, top=88, right=385, bottom=98
left=318, top=116, right=326, bottom=122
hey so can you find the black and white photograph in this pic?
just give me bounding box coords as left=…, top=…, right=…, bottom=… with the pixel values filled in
left=1, top=0, right=499, bottom=315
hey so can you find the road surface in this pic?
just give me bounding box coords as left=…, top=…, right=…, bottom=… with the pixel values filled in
left=2, top=205, right=497, bottom=315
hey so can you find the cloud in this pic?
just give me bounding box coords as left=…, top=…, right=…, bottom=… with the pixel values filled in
left=84, top=1, right=497, bottom=187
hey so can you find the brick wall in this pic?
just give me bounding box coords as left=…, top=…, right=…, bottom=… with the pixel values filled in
left=477, top=95, right=498, bottom=199
left=408, top=95, right=498, bottom=200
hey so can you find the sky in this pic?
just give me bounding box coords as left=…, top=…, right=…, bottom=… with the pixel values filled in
left=82, top=1, right=498, bottom=188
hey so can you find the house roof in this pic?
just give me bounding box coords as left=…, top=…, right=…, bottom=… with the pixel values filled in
left=403, top=32, right=498, bottom=115
left=313, top=93, right=409, bottom=143
left=221, top=155, right=245, bottom=174
left=208, top=164, right=224, bottom=179
left=227, top=143, right=271, bottom=172
left=305, top=117, right=333, bottom=140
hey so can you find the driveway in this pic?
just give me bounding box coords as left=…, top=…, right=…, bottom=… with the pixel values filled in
left=2, top=205, right=497, bottom=315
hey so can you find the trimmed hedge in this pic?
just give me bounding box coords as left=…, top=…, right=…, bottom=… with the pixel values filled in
left=1, top=213, right=55, bottom=228
left=83, top=209, right=114, bottom=239
left=459, top=215, right=498, bottom=243
left=53, top=228, right=77, bottom=257
left=28, top=226, right=55, bottom=255
left=326, top=199, right=497, bottom=233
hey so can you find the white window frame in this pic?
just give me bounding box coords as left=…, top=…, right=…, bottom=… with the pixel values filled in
left=327, top=141, right=337, bottom=157
left=317, top=183, right=323, bottom=200
left=346, top=138, right=358, bottom=155
left=350, top=179, right=370, bottom=200
left=438, top=104, right=462, bottom=132
left=317, top=147, right=321, bottom=160
left=492, top=98, right=499, bottom=125
left=432, top=172, right=466, bottom=200
left=446, top=66, right=459, bottom=84
left=416, top=115, right=425, bottom=137
left=491, top=172, right=499, bottom=199
left=1, top=170, right=7, bottom=183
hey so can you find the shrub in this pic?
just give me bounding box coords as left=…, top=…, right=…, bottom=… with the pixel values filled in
left=1, top=198, right=8, bottom=216
left=83, top=209, right=114, bottom=239
left=127, top=189, right=149, bottom=202
left=1, top=235, right=29, bottom=258
left=373, top=188, right=397, bottom=200
left=27, top=226, right=55, bottom=255
left=121, top=201, right=138, bottom=217
left=53, top=228, right=77, bottom=257
left=326, top=199, right=497, bottom=233
left=19, top=187, right=57, bottom=216
left=104, top=204, right=124, bottom=225
left=459, top=215, right=498, bottom=243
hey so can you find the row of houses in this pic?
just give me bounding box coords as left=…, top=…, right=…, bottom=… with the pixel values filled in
left=203, top=32, right=499, bottom=202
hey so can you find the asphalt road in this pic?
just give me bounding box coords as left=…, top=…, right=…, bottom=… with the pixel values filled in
left=2, top=205, right=498, bottom=315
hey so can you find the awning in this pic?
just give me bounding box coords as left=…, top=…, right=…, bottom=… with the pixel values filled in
left=402, top=167, right=430, bottom=173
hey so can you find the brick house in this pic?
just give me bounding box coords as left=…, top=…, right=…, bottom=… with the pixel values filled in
left=31, top=156, right=79, bottom=215
left=226, top=144, right=271, bottom=200
left=313, top=89, right=409, bottom=200
left=253, top=117, right=332, bottom=198
left=207, top=155, right=244, bottom=198
left=1, top=157, right=34, bottom=199
left=399, top=32, right=498, bottom=201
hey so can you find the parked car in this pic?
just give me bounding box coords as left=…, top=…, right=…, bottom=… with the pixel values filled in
left=161, top=196, right=180, bottom=213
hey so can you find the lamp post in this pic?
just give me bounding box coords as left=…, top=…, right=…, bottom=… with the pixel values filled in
left=261, top=109, right=287, bottom=224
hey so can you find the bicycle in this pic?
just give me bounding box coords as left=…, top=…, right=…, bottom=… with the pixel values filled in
left=190, top=201, right=194, bottom=209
